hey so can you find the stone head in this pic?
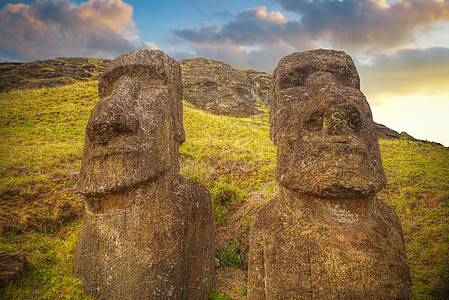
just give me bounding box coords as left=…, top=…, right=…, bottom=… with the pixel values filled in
left=77, top=49, right=184, bottom=196
left=271, top=49, right=386, bottom=199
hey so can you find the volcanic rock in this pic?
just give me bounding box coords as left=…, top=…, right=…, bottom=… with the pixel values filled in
left=240, top=69, right=272, bottom=105
left=180, top=58, right=262, bottom=117
left=0, top=252, right=27, bottom=288
left=375, top=122, right=401, bottom=140
left=0, top=57, right=111, bottom=92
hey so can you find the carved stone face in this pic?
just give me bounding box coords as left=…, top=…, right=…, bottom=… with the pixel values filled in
left=77, top=50, right=184, bottom=196
left=271, top=49, right=386, bottom=199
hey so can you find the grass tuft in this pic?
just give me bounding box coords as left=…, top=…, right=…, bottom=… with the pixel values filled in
left=217, top=243, right=244, bottom=268
left=209, top=290, right=231, bottom=300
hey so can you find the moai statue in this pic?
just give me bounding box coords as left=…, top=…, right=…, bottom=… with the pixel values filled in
left=73, top=49, right=215, bottom=299
left=248, top=49, right=412, bottom=299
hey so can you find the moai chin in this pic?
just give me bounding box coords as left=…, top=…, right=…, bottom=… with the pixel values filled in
left=73, top=49, right=215, bottom=299
left=248, top=49, right=412, bottom=299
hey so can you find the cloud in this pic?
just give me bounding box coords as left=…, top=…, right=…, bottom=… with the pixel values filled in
left=173, top=6, right=299, bottom=71
left=190, top=42, right=295, bottom=72
left=358, top=47, right=449, bottom=100
left=276, top=0, right=449, bottom=51
left=173, top=1, right=449, bottom=71
left=174, top=6, right=291, bottom=46
left=0, top=0, right=156, bottom=62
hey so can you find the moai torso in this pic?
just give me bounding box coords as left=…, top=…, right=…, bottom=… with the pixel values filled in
left=73, top=50, right=214, bottom=300
left=249, top=193, right=411, bottom=299
left=248, top=49, right=412, bottom=299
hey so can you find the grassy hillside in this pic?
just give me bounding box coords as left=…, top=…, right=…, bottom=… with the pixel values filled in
left=0, top=82, right=448, bottom=299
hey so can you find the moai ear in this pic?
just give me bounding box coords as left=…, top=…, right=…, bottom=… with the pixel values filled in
left=170, top=59, right=185, bottom=146
left=269, top=69, right=279, bottom=146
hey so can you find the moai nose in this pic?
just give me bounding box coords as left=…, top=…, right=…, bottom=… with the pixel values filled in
left=322, top=103, right=362, bottom=136
left=86, top=84, right=138, bottom=145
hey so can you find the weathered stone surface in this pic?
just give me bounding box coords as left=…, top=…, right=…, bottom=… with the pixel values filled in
left=73, top=49, right=215, bottom=299
left=180, top=58, right=262, bottom=117
left=248, top=49, right=412, bottom=299
left=0, top=252, right=27, bottom=288
left=270, top=49, right=386, bottom=199
left=0, top=57, right=111, bottom=92
left=240, top=69, right=272, bottom=105
left=77, top=50, right=184, bottom=195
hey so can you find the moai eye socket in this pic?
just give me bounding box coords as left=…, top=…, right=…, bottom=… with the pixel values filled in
left=99, top=65, right=169, bottom=98
left=278, top=69, right=306, bottom=90
left=304, top=110, right=324, bottom=132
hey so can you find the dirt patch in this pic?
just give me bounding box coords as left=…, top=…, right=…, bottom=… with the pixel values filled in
left=0, top=186, right=84, bottom=235
left=213, top=191, right=268, bottom=298
left=215, top=266, right=247, bottom=299
left=421, top=194, right=444, bottom=209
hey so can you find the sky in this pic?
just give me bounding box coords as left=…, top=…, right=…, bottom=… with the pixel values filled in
left=1, top=0, right=449, bottom=146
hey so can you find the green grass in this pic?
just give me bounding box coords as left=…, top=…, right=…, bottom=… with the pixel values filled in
left=209, top=290, right=231, bottom=300
left=0, top=82, right=98, bottom=200
left=0, top=221, right=90, bottom=299
left=1, top=82, right=448, bottom=298
left=180, top=103, right=276, bottom=228
left=379, top=140, right=449, bottom=298
left=217, top=243, right=245, bottom=268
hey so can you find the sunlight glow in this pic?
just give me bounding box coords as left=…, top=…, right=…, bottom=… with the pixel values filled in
left=371, top=94, right=449, bottom=146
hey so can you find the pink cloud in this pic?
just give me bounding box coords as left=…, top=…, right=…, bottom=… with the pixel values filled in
left=0, top=0, right=156, bottom=62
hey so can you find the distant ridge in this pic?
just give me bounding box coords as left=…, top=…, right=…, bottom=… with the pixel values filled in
left=0, top=57, right=111, bottom=93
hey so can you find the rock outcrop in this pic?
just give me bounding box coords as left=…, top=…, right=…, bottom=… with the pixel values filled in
left=375, top=122, right=401, bottom=140
left=73, top=50, right=215, bottom=299
left=180, top=58, right=262, bottom=117
left=239, top=69, right=272, bottom=105
left=0, top=57, right=111, bottom=92
left=400, top=131, right=420, bottom=142
left=0, top=252, right=27, bottom=288
left=375, top=123, right=442, bottom=145
left=248, top=49, right=412, bottom=299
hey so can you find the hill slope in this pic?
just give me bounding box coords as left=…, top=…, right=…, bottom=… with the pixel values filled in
left=0, top=82, right=448, bottom=299
left=0, top=58, right=110, bottom=93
